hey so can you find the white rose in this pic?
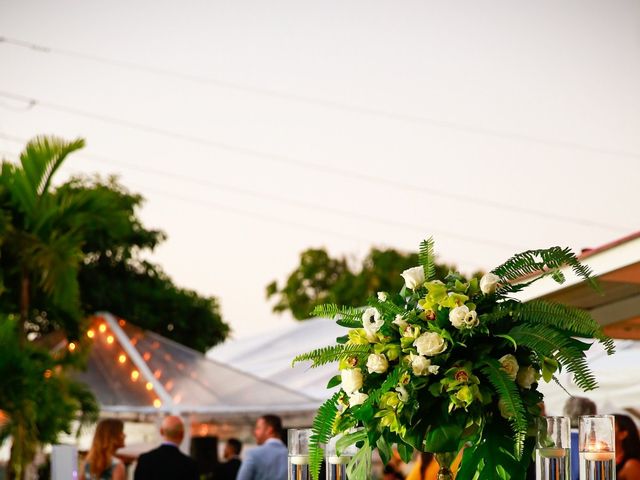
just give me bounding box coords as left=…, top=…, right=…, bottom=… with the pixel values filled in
left=516, top=366, right=538, bottom=389
left=393, top=315, right=408, bottom=332
left=348, top=391, right=368, bottom=406
left=395, top=385, right=409, bottom=403
left=409, top=353, right=439, bottom=376
left=499, top=354, right=519, bottom=381
left=362, top=307, right=384, bottom=334
left=413, top=332, right=447, bottom=357
left=377, top=292, right=388, bottom=302
left=480, top=273, right=500, bottom=294
left=401, top=266, right=425, bottom=290
left=341, top=368, right=363, bottom=394
left=463, top=310, right=479, bottom=328
left=449, top=305, right=469, bottom=329
left=366, top=353, right=389, bottom=374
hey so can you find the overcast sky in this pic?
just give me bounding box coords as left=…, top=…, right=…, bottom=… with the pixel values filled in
left=1, top=0, right=638, bottom=341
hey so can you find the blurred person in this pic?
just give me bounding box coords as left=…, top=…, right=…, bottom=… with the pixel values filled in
left=564, top=396, right=596, bottom=480
left=134, top=415, right=198, bottom=480
left=614, top=414, right=640, bottom=480
left=219, top=438, right=243, bottom=480
left=80, top=418, right=126, bottom=480
left=236, top=414, right=287, bottom=480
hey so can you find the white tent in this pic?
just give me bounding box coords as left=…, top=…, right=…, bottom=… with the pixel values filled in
left=208, top=317, right=344, bottom=400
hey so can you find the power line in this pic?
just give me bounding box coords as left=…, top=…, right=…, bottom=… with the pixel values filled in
left=0, top=132, right=522, bottom=251
left=2, top=35, right=639, bottom=161
left=0, top=90, right=631, bottom=233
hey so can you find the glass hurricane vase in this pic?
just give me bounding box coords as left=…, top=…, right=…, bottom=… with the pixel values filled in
left=434, top=452, right=457, bottom=480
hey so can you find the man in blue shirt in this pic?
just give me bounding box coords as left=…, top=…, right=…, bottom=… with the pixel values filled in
left=236, top=415, right=287, bottom=480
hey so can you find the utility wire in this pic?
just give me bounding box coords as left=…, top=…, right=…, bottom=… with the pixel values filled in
left=2, top=35, right=640, bottom=162
left=0, top=131, right=522, bottom=251
left=0, top=90, right=631, bottom=233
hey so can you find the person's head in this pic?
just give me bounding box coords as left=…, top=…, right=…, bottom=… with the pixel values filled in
left=161, top=415, right=185, bottom=445
left=564, top=397, right=597, bottom=428
left=614, top=414, right=640, bottom=461
left=224, top=438, right=242, bottom=459
left=86, top=418, right=125, bottom=477
left=254, top=415, right=283, bottom=445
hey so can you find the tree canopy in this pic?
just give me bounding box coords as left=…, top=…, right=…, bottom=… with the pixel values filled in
left=267, top=246, right=477, bottom=320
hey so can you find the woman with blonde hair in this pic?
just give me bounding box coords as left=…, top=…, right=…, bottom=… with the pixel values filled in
left=80, top=418, right=126, bottom=480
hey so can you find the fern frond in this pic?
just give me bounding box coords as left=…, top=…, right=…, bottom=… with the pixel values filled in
left=292, top=344, right=370, bottom=368
left=480, top=360, right=528, bottom=459
left=419, top=237, right=436, bottom=281
left=371, top=298, right=404, bottom=318
left=513, top=300, right=615, bottom=354
left=312, top=304, right=363, bottom=328
left=309, top=392, right=341, bottom=480
left=360, top=367, right=402, bottom=411
left=508, top=324, right=597, bottom=390
left=492, top=246, right=598, bottom=293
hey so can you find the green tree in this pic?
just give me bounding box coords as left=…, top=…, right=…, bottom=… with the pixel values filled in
left=267, top=247, right=468, bottom=320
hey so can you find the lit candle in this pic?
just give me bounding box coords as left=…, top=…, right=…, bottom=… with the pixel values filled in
left=327, top=456, right=351, bottom=464
left=538, top=447, right=566, bottom=458
left=583, top=440, right=614, bottom=461
left=289, top=455, right=309, bottom=465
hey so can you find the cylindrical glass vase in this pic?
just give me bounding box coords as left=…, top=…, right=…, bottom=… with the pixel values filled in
left=536, top=416, right=571, bottom=480
left=288, top=428, right=312, bottom=480
left=325, top=434, right=357, bottom=480
left=579, top=415, right=616, bottom=480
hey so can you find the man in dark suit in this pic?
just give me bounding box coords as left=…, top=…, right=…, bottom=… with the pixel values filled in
left=219, top=438, right=242, bottom=479
left=134, top=415, right=198, bottom=480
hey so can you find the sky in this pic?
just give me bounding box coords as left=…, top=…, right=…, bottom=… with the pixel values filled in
left=0, top=0, right=638, bottom=341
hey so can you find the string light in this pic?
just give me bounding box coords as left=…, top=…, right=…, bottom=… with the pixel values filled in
left=87, top=329, right=95, bottom=339
left=143, top=352, right=151, bottom=361
left=106, top=335, right=114, bottom=344
left=68, top=342, right=76, bottom=352
left=153, top=369, right=162, bottom=379
left=153, top=399, right=162, bottom=408
left=118, top=319, right=126, bottom=327
left=131, top=370, right=139, bottom=381
left=118, top=354, right=127, bottom=364
left=99, top=324, right=107, bottom=333
left=145, top=382, right=153, bottom=391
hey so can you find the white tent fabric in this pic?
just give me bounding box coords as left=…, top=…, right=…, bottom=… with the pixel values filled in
left=208, top=318, right=345, bottom=400
left=539, top=338, right=640, bottom=415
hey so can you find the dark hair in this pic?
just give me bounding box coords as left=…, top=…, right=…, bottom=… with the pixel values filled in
left=564, top=397, right=597, bottom=428
left=615, top=414, right=640, bottom=462
left=226, top=438, right=242, bottom=455
left=260, top=415, right=283, bottom=436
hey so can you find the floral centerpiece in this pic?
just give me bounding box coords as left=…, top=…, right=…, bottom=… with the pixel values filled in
left=293, top=238, right=614, bottom=480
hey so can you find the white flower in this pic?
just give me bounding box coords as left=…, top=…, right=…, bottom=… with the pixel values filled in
left=348, top=391, right=368, bottom=406
left=366, top=353, right=389, bottom=374
left=395, top=385, right=409, bottom=402
left=409, top=353, right=440, bottom=376
left=516, top=365, right=538, bottom=389
left=480, top=273, right=500, bottom=294
left=341, top=368, right=363, bottom=394
left=413, top=332, right=447, bottom=357
left=449, top=305, right=479, bottom=329
left=401, top=266, right=425, bottom=290
left=377, top=292, right=388, bottom=302
left=393, top=315, right=408, bottom=332
left=362, top=307, right=384, bottom=334
left=499, top=354, right=519, bottom=381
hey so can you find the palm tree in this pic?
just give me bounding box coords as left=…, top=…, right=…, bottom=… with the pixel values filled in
left=0, top=136, right=129, bottom=479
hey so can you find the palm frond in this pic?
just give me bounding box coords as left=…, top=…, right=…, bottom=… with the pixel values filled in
left=492, top=246, right=598, bottom=293
left=311, top=304, right=363, bottom=328
left=508, top=324, right=597, bottom=390
left=480, top=360, right=528, bottom=458
left=512, top=300, right=614, bottom=354
left=309, top=392, right=340, bottom=480
left=292, top=344, right=370, bottom=368
left=419, top=237, right=436, bottom=281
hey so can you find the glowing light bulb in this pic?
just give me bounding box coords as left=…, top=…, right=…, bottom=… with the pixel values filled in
left=68, top=342, right=76, bottom=352
left=118, top=354, right=126, bottom=364
left=118, top=319, right=126, bottom=327
left=99, top=324, right=107, bottom=333
left=106, top=335, right=114, bottom=344
left=154, top=369, right=162, bottom=379
left=143, top=352, right=151, bottom=361
left=153, top=399, right=162, bottom=408
left=131, top=370, right=139, bottom=381
left=145, top=382, right=153, bottom=391
left=87, top=329, right=95, bottom=339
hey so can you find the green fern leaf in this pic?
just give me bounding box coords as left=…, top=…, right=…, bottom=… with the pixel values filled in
left=508, top=324, right=597, bottom=390
left=480, top=360, right=528, bottom=458
left=419, top=237, right=436, bottom=281
left=359, top=367, right=402, bottom=412
left=292, top=344, right=370, bottom=368
left=371, top=298, right=404, bottom=317
left=309, top=392, right=341, bottom=480
left=312, top=304, right=363, bottom=328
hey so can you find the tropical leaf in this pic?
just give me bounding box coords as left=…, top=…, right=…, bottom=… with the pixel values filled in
left=480, top=360, right=528, bottom=459
left=311, top=304, right=363, bottom=328
left=492, top=246, right=598, bottom=293
left=309, top=392, right=340, bottom=480
left=292, top=344, right=370, bottom=368
left=419, top=237, right=436, bottom=281
left=508, top=323, right=597, bottom=390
